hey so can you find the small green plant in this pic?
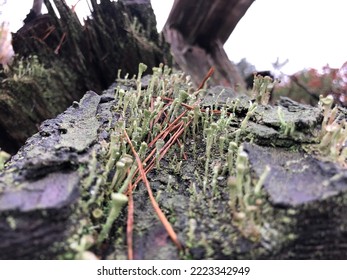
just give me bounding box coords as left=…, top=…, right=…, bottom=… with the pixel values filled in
left=203, top=122, right=219, bottom=190
left=0, top=150, right=10, bottom=170
left=233, top=101, right=257, bottom=144
left=240, top=102, right=257, bottom=130
left=277, top=107, right=295, bottom=136
left=155, top=139, right=165, bottom=169
left=71, top=235, right=98, bottom=260
left=2, top=55, right=47, bottom=84
left=110, top=154, right=134, bottom=191
left=97, top=193, right=128, bottom=244
left=227, top=145, right=271, bottom=241
left=251, top=74, right=276, bottom=105
left=315, top=95, right=347, bottom=167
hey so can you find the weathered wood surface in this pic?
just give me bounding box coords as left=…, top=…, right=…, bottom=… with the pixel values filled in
left=0, top=91, right=116, bottom=259
left=1, top=79, right=347, bottom=259
left=164, top=0, right=254, bottom=88
left=0, top=0, right=170, bottom=154
left=244, top=143, right=347, bottom=259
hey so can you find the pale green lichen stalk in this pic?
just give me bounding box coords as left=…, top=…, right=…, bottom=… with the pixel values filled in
left=227, top=145, right=271, bottom=241
left=2, top=55, right=47, bottom=84
left=0, top=150, right=10, bottom=170
left=316, top=94, right=347, bottom=166
left=97, top=193, right=128, bottom=244
left=277, top=107, right=295, bottom=136
left=251, top=73, right=276, bottom=105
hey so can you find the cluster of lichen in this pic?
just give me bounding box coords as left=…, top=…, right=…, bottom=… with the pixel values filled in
left=0, top=53, right=82, bottom=128
left=188, top=74, right=277, bottom=243
left=227, top=146, right=270, bottom=241
left=70, top=64, right=274, bottom=259
left=0, top=150, right=10, bottom=170
left=71, top=64, right=193, bottom=258
left=250, top=73, right=276, bottom=105
left=1, top=55, right=48, bottom=84
left=277, top=107, right=295, bottom=136
left=55, top=68, right=347, bottom=259
left=315, top=95, right=347, bottom=166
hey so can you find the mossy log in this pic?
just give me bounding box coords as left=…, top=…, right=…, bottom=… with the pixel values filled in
left=1, top=76, right=347, bottom=259
left=0, top=0, right=170, bottom=154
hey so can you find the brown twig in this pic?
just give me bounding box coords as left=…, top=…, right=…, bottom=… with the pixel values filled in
left=124, top=129, right=182, bottom=250
left=71, top=0, right=82, bottom=13
left=130, top=121, right=185, bottom=188
left=196, top=66, right=215, bottom=91
left=148, top=109, right=188, bottom=148
left=124, top=67, right=215, bottom=252
left=54, top=32, right=67, bottom=54
left=41, top=26, right=56, bottom=41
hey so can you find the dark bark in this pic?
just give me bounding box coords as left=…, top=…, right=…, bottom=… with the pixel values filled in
left=0, top=91, right=104, bottom=259
left=0, top=0, right=170, bottom=154
left=164, top=0, right=254, bottom=88
left=244, top=143, right=347, bottom=259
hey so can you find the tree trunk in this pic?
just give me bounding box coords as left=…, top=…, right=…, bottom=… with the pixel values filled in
left=163, top=0, right=254, bottom=88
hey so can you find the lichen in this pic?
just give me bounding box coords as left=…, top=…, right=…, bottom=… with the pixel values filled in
left=44, top=64, right=347, bottom=259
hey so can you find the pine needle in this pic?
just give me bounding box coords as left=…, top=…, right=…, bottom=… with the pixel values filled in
left=124, top=129, right=183, bottom=250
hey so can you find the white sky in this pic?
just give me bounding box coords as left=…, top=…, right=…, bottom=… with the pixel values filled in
left=1, top=0, right=346, bottom=75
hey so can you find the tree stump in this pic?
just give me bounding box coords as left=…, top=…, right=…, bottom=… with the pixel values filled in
left=1, top=72, right=347, bottom=259
left=0, top=0, right=170, bottom=154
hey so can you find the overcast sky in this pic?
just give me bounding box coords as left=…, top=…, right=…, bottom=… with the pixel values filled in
left=2, top=0, right=346, bottom=75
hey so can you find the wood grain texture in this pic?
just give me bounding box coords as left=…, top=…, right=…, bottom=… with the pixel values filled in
left=164, top=0, right=254, bottom=88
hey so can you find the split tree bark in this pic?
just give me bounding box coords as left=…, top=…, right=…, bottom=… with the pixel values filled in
left=0, top=0, right=170, bottom=154
left=163, top=0, right=254, bottom=88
